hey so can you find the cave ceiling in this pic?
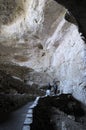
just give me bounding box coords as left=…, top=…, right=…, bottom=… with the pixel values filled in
left=54, top=0, right=86, bottom=42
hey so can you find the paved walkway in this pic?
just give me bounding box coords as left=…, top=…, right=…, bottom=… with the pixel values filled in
left=0, top=102, right=33, bottom=130
left=22, top=97, right=40, bottom=130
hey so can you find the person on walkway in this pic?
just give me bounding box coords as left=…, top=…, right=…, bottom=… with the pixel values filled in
left=53, top=80, right=59, bottom=95
left=46, top=83, right=52, bottom=96
left=47, top=83, right=52, bottom=90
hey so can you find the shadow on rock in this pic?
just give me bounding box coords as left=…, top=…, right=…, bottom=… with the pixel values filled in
left=30, top=94, right=85, bottom=130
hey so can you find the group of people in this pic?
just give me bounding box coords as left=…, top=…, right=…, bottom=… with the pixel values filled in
left=46, top=80, right=60, bottom=96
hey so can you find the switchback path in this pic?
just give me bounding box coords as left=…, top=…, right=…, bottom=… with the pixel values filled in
left=0, top=102, right=33, bottom=130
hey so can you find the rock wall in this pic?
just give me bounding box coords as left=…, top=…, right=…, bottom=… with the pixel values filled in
left=0, top=0, right=86, bottom=104
left=47, top=23, right=86, bottom=104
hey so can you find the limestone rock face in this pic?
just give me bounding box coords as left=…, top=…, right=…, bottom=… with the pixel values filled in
left=0, top=0, right=86, bottom=104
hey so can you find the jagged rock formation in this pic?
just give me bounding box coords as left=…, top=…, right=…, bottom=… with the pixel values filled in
left=0, top=0, right=86, bottom=104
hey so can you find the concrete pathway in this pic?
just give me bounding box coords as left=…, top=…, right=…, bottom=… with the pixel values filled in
left=0, top=102, right=33, bottom=130
left=22, top=97, right=40, bottom=130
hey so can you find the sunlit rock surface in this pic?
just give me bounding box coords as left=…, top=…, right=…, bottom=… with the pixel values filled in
left=0, top=0, right=86, bottom=104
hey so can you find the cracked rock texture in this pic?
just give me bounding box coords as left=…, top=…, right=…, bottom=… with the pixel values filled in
left=0, top=0, right=86, bottom=104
